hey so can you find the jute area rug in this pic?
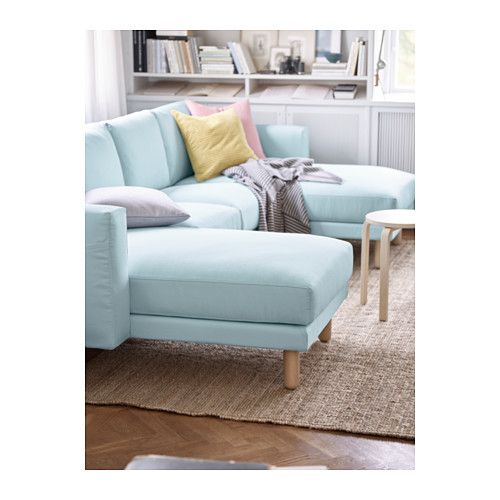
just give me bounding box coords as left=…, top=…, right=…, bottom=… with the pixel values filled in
left=86, top=240, right=415, bottom=439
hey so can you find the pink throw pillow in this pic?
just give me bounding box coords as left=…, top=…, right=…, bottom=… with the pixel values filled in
left=185, top=99, right=265, bottom=159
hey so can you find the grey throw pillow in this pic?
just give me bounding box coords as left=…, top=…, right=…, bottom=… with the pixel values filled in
left=85, top=186, right=190, bottom=228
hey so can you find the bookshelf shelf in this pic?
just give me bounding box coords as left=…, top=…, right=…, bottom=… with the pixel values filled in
left=127, top=87, right=369, bottom=107
left=249, top=74, right=368, bottom=82
left=133, top=72, right=368, bottom=82
left=133, top=72, right=246, bottom=80
left=125, top=30, right=375, bottom=107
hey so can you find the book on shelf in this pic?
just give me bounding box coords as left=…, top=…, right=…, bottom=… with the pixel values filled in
left=357, top=41, right=367, bottom=76
left=206, top=83, right=244, bottom=97
left=134, top=32, right=201, bottom=74
left=227, top=42, right=257, bottom=74
left=311, top=59, right=348, bottom=76
left=292, top=84, right=331, bottom=100
left=259, top=85, right=298, bottom=99
left=155, top=30, right=192, bottom=38
left=146, top=39, right=169, bottom=73
left=178, top=83, right=217, bottom=96
left=141, top=81, right=187, bottom=95
left=141, top=82, right=243, bottom=97
left=258, top=84, right=332, bottom=100
left=333, top=84, right=358, bottom=99
left=239, top=44, right=257, bottom=74
left=133, top=30, right=156, bottom=72
left=346, top=39, right=360, bottom=76
left=199, top=46, right=235, bottom=74
left=346, top=37, right=368, bottom=76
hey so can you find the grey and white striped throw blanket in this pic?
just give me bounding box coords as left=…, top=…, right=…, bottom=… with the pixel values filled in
left=223, top=158, right=342, bottom=233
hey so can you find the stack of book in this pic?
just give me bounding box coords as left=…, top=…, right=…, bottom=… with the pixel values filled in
left=199, top=46, right=235, bottom=75
left=227, top=42, right=257, bottom=74
left=311, top=59, right=348, bottom=76
left=333, top=84, right=358, bottom=99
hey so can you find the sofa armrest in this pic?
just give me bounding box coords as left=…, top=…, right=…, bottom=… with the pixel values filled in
left=85, top=204, right=130, bottom=349
left=256, top=124, right=310, bottom=158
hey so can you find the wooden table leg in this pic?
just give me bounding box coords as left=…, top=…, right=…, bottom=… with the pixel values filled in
left=393, top=229, right=403, bottom=245
left=379, top=226, right=392, bottom=321
left=374, top=240, right=381, bottom=269
left=360, top=221, right=370, bottom=305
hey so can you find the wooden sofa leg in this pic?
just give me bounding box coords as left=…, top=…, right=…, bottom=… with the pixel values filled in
left=318, top=319, right=332, bottom=343
left=374, top=240, right=381, bottom=269
left=393, top=230, right=403, bottom=245
left=283, top=351, right=300, bottom=390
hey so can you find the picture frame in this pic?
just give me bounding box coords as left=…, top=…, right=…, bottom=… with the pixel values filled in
left=240, top=30, right=279, bottom=70
left=269, top=47, right=291, bottom=72
left=277, top=30, right=316, bottom=72
left=315, top=30, right=342, bottom=62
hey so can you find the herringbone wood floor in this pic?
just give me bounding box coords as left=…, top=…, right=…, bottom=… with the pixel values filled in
left=85, top=230, right=415, bottom=470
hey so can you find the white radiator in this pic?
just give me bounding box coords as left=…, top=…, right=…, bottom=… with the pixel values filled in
left=377, top=111, right=415, bottom=174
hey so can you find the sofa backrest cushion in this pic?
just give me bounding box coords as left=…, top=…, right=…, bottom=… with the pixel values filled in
left=85, top=123, right=125, bottom=192
left=151, top=101, right=194, bottom=185
left=106, top=110, right=171, bottom=189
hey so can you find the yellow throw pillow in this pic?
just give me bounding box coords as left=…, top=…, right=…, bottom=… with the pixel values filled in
left=171, top=108, right=257, bottom=182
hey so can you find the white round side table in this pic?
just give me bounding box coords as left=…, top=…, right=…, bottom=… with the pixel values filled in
left=360, top=209, right=415, bottom=321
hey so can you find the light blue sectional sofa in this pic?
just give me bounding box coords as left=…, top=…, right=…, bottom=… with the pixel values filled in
left=85, top=101, right=415, bottom=389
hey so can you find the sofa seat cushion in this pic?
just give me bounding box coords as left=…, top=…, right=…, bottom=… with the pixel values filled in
left=301, top=164, right=415, bottom=224
left=127, top=228, right=353, bottom=326
left=174, top=202, right=242, bottom=230
left=163, top=176, right=258, bottom=230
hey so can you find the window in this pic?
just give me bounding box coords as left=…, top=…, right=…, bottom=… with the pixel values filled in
left=378, top=30, right=415, bottom=94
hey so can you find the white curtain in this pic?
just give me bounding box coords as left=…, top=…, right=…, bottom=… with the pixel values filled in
left=85, top=30, right=127, bottom=123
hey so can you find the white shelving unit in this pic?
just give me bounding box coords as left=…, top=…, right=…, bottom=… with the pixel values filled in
left=123, top=30, right=375, bottom=107
left=121, top=30, right=414, bottom=171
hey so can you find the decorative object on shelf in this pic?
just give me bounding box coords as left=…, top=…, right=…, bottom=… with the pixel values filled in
left=278, top=54, right=303, bottom=75
left=269, top=47, right=291, bottom=73
left=278, top=30, right=316, bottom=73
left=315, top=30, right=342, bottom=62
left=241, top=30, right=278, bottom=71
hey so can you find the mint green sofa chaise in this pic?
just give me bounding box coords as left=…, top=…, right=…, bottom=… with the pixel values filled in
left=85, top=101, right=414, bottom=389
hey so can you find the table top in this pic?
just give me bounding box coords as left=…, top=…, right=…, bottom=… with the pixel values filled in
left=365, top=209, right=415, bottom=229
